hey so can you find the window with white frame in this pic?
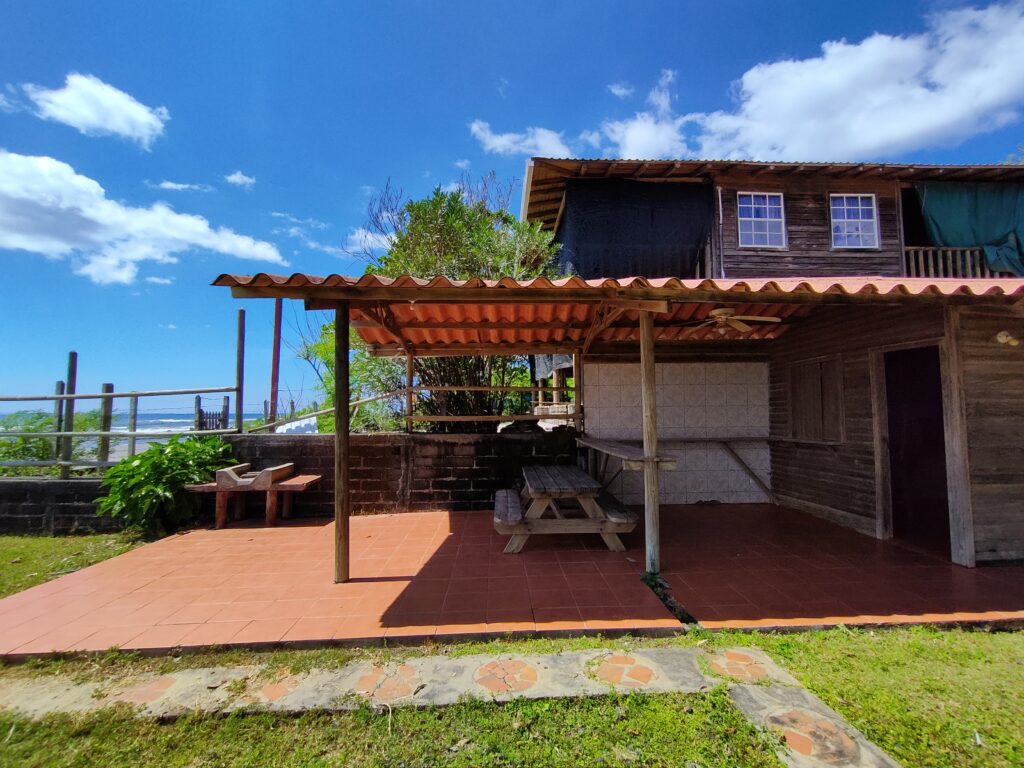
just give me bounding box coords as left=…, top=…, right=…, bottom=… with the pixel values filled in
left=830, top=194, right=878, bottom=248
left=737, top=192, right=786, bottom=248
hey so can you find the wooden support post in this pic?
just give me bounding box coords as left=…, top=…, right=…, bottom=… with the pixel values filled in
left=221, top=396, right=230, bottom=429
left=552, top=370, right=562, bottom=403
left=194, top=394, right=203, bottom=431
left=573, top=351, right=584, bottom=433
left=263, top=400, right=270, bottom=422
left=405, top=352, right=415, bottom=432
left=52, top=381, right=64, bottom=459
left=289, top=399, right=295, bottom=419
left=59, top=352, right=77, bottom=479
left=97, top=383, right=114, bottom=464
left=236, top=308, right=246, bottom=432
left=127, top=396, right=139, bottom=457
left=269, top=298, right=282, bottom=432
left=639, top=312, right=660, bottom=574
left=334, top=302, right=351, bottom=583
left=941, top=306, right=976, bottom=567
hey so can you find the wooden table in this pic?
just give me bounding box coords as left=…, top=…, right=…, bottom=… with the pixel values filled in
left=577, top=435, right=772, bottom=500
left=497, top=464, right=637, bottom=554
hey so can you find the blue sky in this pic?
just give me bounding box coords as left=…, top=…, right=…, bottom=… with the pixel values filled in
left=2, top=1, right=1024, bottom=411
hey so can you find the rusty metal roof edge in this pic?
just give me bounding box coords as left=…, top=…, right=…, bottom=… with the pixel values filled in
left=213, top=272, right=1024, bottom=299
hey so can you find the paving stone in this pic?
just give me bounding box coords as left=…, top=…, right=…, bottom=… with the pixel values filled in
left=706, top=646, right=800, bottom=686
left=0, top=645, right=900, bottom=768
left=729, top=683, right=901, bottom=768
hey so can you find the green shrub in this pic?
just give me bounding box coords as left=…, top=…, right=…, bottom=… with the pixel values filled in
left=96, top=437, right=235, bottom=537
left=0, top=409, right=104, bottom=477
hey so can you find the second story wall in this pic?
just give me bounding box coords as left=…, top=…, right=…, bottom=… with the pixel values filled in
left=712, top=172, right=904, bottom=278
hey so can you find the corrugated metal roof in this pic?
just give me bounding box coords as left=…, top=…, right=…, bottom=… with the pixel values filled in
left=214, top=273, right=1024, bottom=356
left=215, top=272, right=1024, bottom=298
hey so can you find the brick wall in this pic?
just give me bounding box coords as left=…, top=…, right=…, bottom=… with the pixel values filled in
left=0, top=479, right=122, bottom=534
left=223, top=430, right=578, bottom=516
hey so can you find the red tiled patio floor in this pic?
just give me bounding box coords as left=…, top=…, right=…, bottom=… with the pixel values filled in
left=3, top=504, right=1022, bottom=657
left=0, top=511, right=677, bottom=657
left=648, top=505, right=1024, bottom=629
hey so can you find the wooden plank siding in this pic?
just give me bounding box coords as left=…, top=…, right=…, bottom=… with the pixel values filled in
left=769, top=305, right=945, bottom=535
left=712, top=172, right=904, bottom=278
left=957, top=307, right=1024, bottom=562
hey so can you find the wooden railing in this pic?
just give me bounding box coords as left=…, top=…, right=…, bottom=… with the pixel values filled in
left=903, top=247, right=1012, bottom=279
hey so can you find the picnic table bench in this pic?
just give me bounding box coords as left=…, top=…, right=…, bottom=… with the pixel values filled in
left=493, top=464, right=638, bottom=554
left=185, top=463, right=322, bottom=528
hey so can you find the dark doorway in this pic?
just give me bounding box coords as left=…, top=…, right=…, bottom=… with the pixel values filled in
left=884, top=345, right=950, bottom=557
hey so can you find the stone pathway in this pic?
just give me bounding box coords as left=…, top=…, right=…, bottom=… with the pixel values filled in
left=0, top=646, right=899, bottom=767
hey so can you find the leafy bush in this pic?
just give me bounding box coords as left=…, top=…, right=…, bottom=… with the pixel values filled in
left=96, top=437, right=235, bottom=537
left=0, top=409, right=104, bottom=477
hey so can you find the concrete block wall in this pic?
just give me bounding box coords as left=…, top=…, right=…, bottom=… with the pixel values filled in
left=0, top=479, right=122, bottom=534
left=585, top=362, right=771, bottom=504
left=223, top=430, right=577, bottom=516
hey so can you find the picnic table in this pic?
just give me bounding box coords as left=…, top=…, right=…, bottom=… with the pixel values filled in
left=493, top=464, right=638, bottom=554
left=185, top=463, right=322, bottom=528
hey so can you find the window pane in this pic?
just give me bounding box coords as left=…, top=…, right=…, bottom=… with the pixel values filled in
left=738, top=194, right=752, bottom=206
left=768, top=232, right=784, bottom=246
left=739, top=205, right=752, bottom=218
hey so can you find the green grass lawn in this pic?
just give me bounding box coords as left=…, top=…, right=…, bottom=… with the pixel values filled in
left=0, top=533, right=139, bottom=599
left=1, top=627, right=1021, bottom=767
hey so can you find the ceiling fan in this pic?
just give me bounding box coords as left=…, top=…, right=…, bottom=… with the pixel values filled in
left=684, top=308, right=783, bottom=334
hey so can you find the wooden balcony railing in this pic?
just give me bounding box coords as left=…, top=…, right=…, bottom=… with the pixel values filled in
left=904, top=247, right=1013, bottom=279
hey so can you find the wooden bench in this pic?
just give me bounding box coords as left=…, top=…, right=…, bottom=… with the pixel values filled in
left=186, top=464, right=322, bottom=528
left=494, top=465, right=639, bottom=553
left=596, top=491, right=639, bottom=525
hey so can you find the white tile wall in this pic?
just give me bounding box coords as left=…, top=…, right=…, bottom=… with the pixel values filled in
left=585, top=362, right=770, bottom=505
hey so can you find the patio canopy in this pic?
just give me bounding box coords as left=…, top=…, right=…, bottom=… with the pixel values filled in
left=214, top=272, right=1024, bottom=583
left=214, top=274, right=1024, bottom=357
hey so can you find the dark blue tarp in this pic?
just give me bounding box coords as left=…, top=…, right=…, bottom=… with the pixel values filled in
left=556, top=178, right=712, bottom=279
left=916, top=182, right=1024, bottom=276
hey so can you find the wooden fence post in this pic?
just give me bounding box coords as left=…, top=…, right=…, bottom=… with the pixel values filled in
left=127, top=396, right=139, bottom=456
left=59, top=352, right=77, bottom=479
left=194, top=394, right=203, bottom=431
left=236, top=308, right=246, bottom=432
left=52, top=381, right=64, bottom=459
left=221, top=396, right=230, bottom=430
left=97, top=383, right=114, bottom=464
left=573, top=352, right=584, bottom=433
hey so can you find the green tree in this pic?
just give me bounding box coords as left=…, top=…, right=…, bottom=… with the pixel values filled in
left=300, top=175, right=560, bottom=432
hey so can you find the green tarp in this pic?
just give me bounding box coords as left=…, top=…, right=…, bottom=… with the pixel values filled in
left=916, top=182, right=1024, bottom=276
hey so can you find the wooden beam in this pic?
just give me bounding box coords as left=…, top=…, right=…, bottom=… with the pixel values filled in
left=405, top=352, right=415, bottom=433
left=552, top=193, right=567, bottom=234
left=639, top=311, right=660, bottom=574
left=235, top=309, right=245, bottom=432
left=334, top=302, right=351, bottom=583
left=583, top=304, right=625, bottom=354
left=941, top=305, right=976, bottom=567
left=573, top=351, right=584, bottom=433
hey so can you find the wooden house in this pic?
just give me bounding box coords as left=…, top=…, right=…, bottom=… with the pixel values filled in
left=519, top=158, right=1024, bottom=567
left=217, top=157, right=1024, bottom=583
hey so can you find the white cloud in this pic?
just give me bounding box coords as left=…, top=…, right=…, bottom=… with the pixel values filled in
left=608, top=82, right=634, bottom=99
left=0, top=150, right=284, bottom=285
left=345, top=227, right=391, bottom=253
left=145, top=276, right=173, bottom=285
left=600, top=69, right=694, bottom=159
left=150, top=180, right=213, bottom=192
left=695, top=3, right=1024, bottom=160
left=579, top=130, right=603, bottom=150
left=469, top=119, right=574, bottom=157
left=0, top=93, right=16, bottom=113
left=224, top=170, right=256, bottom=189
left=22, top=73, right=169, bottom=149
left=470, top=3, right=1024, bottom=162
left=159, top=323, right=177, bottom=330
left=454, top=159, right=471, bottom=170
left=271, top=211, right=328, bottom=229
